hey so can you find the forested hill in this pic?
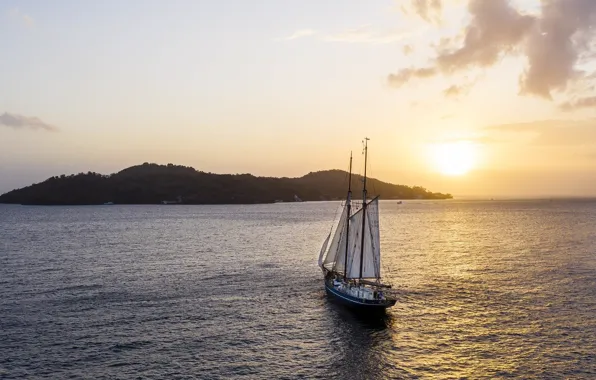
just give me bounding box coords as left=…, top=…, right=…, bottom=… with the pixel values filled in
left=0, top=163, right=452, bottom=205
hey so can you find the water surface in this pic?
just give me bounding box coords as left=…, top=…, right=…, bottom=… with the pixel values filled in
left=1, top=200, right=595, bottom=378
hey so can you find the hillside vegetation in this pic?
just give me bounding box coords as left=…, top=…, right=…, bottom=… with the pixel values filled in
left=0, top=163, right=452, bottom=205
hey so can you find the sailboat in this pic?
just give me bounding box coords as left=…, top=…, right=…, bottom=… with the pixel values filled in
left=318, top=138, right=397, bottom=310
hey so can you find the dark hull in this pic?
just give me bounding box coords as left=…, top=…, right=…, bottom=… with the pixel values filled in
left=324, top=282, right=396, bottom=311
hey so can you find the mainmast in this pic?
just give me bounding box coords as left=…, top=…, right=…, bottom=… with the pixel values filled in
left=343, top=152, right=353, bottom=280
left=359, top=138, right=369, bottom=279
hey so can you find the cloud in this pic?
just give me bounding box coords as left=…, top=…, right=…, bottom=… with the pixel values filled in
left=406, top=0, right=443, bottom=24
left=521, top=1, right=596, bottom=99
left=389, top=0, right=596, bottom=101
left=486, top=119, right=575, bottom=132
left=278, top=26, right=415, bottom=45
left=431, top=135, right=502, bottom=144
left=388, top=67, right=437, bottom=87
left=275, top=29, right=316, bottom=41
left=443, top=75, right=478, bottom=98
left=403, top=45, right=414, bottom=55
left=560, top=96, right=596, bottom=111
left=324, top=25, right=413, bottom=44
left=9, top=8, right=34, bottom=28
left=391, top=0, right=534, bottom=80
left=437, top=0, right=534, bottom=72
left=443, top=84, right=468, bottom=98
left=485, top=119, right=596, bottom=146
left=0, top=113, right=58, bottom=132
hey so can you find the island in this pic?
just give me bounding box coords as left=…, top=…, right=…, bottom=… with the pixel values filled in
left=0, top=163, right=452, bottom=205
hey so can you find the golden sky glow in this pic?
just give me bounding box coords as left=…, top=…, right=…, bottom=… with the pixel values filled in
left=1, top=0, right=596, bottom=197
left=429, top=141, right=478, bottom=176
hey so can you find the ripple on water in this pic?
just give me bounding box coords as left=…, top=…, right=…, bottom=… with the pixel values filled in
left=0, top=201, right=595, bottom=379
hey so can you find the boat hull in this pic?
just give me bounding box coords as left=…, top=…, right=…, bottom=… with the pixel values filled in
left=324, top=282, right=396, bottom=311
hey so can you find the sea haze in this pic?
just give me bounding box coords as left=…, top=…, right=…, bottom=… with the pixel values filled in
left=0, top=200, right=595, bottom=379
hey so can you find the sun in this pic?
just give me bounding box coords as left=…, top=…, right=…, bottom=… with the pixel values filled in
left=429, top=140, right=478, bottom=176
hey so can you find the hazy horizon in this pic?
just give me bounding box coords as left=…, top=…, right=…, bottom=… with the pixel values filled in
left=2, top=161, right=596, bottom=200
left=2, top=0, right=596, bottom=198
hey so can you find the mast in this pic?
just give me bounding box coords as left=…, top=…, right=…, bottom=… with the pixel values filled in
left=359, top=138, right=369, bottom=279
left=343, top=152, right=353, bottom=280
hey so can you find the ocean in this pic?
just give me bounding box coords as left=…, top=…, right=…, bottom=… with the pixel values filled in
left=1, top=200, right=595, bottom=379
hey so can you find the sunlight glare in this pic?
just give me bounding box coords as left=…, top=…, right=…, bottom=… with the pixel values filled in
left=430, top=140, right=478, bottom=176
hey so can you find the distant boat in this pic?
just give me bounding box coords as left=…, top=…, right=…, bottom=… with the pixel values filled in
left=396, top=200, right=402, bottom=205
left=294, top=194, right=303, bottom=202
left=103, top=202, right=114, bottom=205
left=318, top=138, right=396, bottom=311
left=162, top=196, right=182, bottom=205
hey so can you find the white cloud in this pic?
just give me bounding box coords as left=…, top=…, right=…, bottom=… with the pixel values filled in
left=390, top=0, right=596, bottom=103
left=275, top=29, right=317, bottom=41
left=277, top=25, right=418, bottom=45
left=324, top=25, right=412, bottom=44
left=8, top=8, right=35, bottom=28
left=485, top=119, right=596, bottom=146
left=0, top=112, right=58, bottom=132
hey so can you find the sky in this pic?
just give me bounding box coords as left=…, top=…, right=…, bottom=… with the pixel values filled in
left=1, top=0, right=596, bottom=197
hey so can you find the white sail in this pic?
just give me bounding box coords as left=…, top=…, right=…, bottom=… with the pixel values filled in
left=345, top=207, right=363, bottom=278
left=323, top=205, right=348, bottom=271
left=318, top=233, right=331, bottom=269
left=345, top=197, right=381, bottom=279
left=365, top=197, right=381, bottom=278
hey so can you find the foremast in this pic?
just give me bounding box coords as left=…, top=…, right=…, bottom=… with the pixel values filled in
left=343, top=152, right=353, bottom=280
left=359, top=137, right=369, bottom=281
